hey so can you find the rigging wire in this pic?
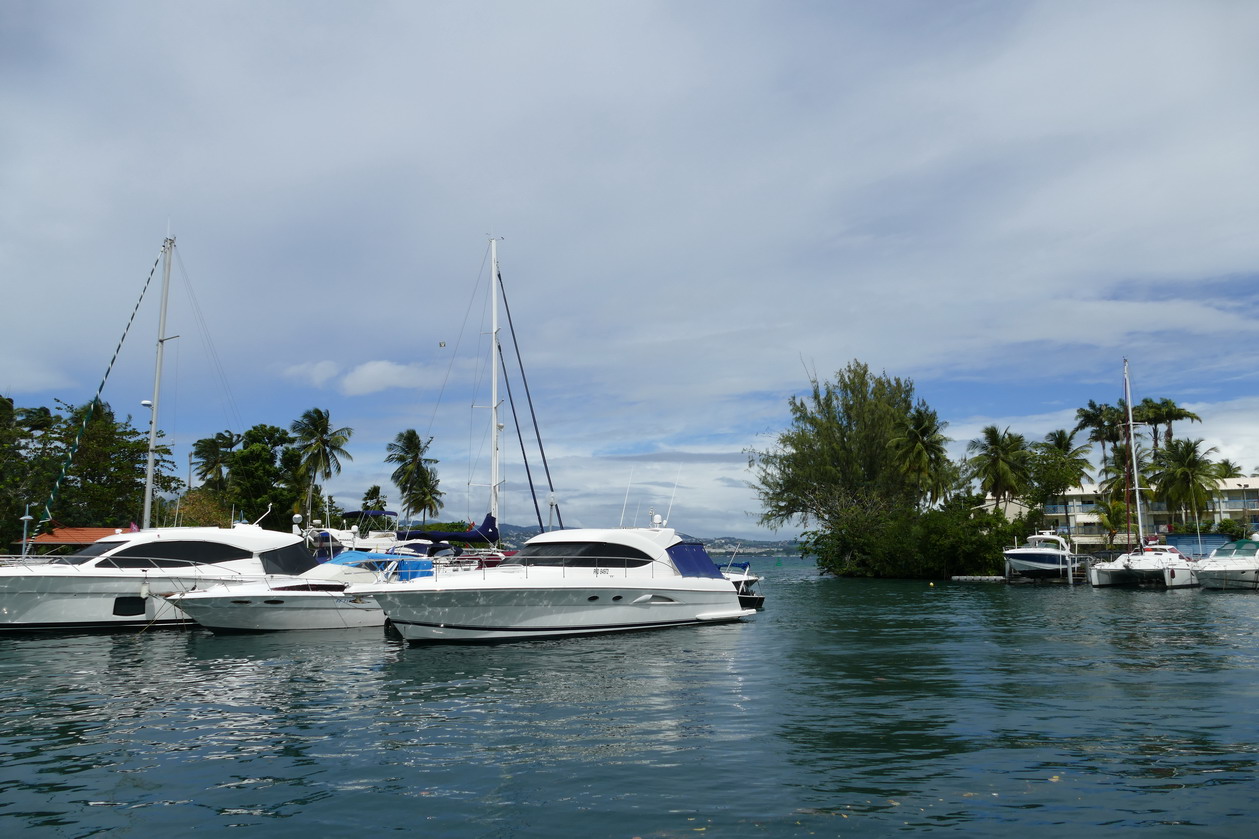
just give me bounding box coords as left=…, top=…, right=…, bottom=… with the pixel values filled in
left=38, top=242, right=166, bottom=528
left=496, top=268, right=564, bottom=529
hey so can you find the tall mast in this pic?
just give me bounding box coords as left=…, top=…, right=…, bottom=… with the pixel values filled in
left=1123, top=358, right=1145, bottom=542
left=142, top=236, right=175, bottom=529
left=489, top=237, right=501, bottom=522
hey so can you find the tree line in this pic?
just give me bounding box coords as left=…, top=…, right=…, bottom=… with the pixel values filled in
left=0, top=397, right=446, bottom=550
left=750, top=360, right=1243, bottom=578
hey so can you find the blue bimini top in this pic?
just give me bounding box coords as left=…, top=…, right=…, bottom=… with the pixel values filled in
left=666, top=542, right=724, bottom=579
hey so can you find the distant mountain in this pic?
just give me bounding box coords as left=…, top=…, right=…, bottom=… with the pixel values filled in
left=495, top=522, right=797, bottom=555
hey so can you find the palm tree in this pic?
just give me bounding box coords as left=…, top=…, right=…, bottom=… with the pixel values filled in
left=1133, top=397, right=1163, bottom=452
left=1215, top=459, right=1244, bottom=479
left=1073, top=400, right=1124, bottom=478
left=386, top=429, right=444, bottom=522
left=290, top=408, right=353, bottom=514
left=190, top=429, right=242, bottom=492
left=1150, top=438, right=1220, bottom=526
left=966, top=425, right=1030, bottom=509
left=1098, top=439, right=1153, bottom=506
left=1034, top=428, right=1094, bottom=511
left=1157, top=398, right=1202, bottom=448
left=887, top=404, right=952, bottom=507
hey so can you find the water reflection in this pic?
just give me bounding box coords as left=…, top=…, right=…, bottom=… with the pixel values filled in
left=3, top=561, right=1259, bottom=835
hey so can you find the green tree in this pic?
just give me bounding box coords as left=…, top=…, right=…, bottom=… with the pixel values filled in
left=225, top=424, right=301, bottom=528
left=886, top=403, right=953, bottom=508
left=752, top=360, right=992, bottom=578
left=1153, top=398, right=1202, bottom=449
left=1026, top=429, right=1093, bottom=512
left=966, top=426, right=1030, bottom=508
left=386, top=429, right=444, bottom=522
left=1073, top=400, right=1123, bottom=473
left=1214, top=459, right=1244, bottom=479
left=361, top=485, right=387, bottom=511
left=1150, top=437, right=1221, bottom=526
left=751, top=360, right=920, bottom=533
left=291, top=408, right=353, bottom=515
left=191, top=430, right=242, bottom=492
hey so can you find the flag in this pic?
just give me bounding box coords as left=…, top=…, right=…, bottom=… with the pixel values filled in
left=129, top=521, right=139, bottom=532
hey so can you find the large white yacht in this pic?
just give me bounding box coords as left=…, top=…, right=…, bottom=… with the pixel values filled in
left=0, top=524, right=316, bottom=631
left=350, top=520, right=756, bottom=643
left=1003, top=531, right=1084, bottom=579
left=1193, top=537, right=1259, bottom=590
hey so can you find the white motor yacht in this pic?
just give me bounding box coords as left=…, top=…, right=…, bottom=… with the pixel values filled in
left=350, top=521, right=756, bottom=642
left=1003, top=531, right=1083, bottom=579
left=1193, top=538, right=1259, bottom=590
left=164, top=549, right=443, bottom=632
left=0, top=524, right=316, bottom=631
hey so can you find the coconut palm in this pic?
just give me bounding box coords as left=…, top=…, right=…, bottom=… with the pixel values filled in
left=1073, top=400, right=1124, bottom=478
left=1098, top=439, right=1153, bottom=506
left=887, top=404, right=952, bottom=507
left=290, top=408, right=353, bottom=514
left=1150, top=438, right=1220, bottom=526
left=1215, top=459, right=1245, bottom=479
left=966, top=425, right=1030, bottom=508
left=1033, top=429, right=1094, bottom=509
left=1156, top=399, right=1202, bottom=448
left=386, top=429, right=444, bottom=522
left=190, top=429, right=242, bottom=492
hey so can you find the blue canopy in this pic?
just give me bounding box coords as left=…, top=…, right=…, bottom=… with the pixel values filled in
left=398, top=513, right=499, bottom=545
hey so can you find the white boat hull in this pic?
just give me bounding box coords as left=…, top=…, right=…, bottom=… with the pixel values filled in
left=367, top=573, right=753, bottom=642
left=1196, top=565, right=1259, bottom=590
left=166, top=587, right=384, bottom=632
left=0, top=565, right=257, bottom=630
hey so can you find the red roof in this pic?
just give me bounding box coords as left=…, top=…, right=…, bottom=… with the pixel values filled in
left=27, top=527, right=123, bottom=546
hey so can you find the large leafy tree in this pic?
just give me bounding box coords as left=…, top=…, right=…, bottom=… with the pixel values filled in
left=225, top=424, right=301, bottom=528
left=966, top=425, right=1030, bottom=508
left=1150, top=437, right=1220, bottom=525
left=386, top=429, right=444, bottom=522
left=751, top=360, right=967, bottom=576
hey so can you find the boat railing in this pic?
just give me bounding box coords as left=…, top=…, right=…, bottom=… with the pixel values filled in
left=0, top=554, right=57, bottom=567
left=371, top=553, right=687, bottom=582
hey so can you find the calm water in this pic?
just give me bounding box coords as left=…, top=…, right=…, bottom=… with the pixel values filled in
left=2, top=558, right=1256, bottom=837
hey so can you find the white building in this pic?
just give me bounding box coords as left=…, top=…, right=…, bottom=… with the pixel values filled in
left=1039, top=476, right=1259, bottom=548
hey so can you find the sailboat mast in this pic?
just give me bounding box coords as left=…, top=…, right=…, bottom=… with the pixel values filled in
left=1123, top=358, right=1145, bottom=542
left=489, top=238, right=501, bottom=523
left=142, top=236, right=175, bottom=530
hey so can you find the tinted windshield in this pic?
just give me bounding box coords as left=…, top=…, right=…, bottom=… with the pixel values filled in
left=503, top=541, right=653, bottom=568
left=48, top=541, right=122, bottom=565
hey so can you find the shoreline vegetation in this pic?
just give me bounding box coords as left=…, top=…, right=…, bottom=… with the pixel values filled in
left=749, top=359, right=1243, bottom=579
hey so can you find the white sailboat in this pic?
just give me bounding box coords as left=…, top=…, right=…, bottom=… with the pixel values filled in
left=1089, top=360, right=1199, bottom=588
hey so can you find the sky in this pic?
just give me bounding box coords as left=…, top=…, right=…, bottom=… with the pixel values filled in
left=4, top=0, right=1259, bottom=540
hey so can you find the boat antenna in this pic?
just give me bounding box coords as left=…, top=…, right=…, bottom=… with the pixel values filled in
left=619, top=467, right=635, bottom=527
left=662, top=466, right=681, bottom=527
left=252, top=503, right=273, bottom=526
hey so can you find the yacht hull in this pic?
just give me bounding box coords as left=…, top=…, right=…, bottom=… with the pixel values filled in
left=369, top=577, right=753, bottom=642
left=0, top=567, right=218, bottom=630
left=1196, top=567, right=1259, bottom=590
left=167, top=588, right=384, bottom=632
